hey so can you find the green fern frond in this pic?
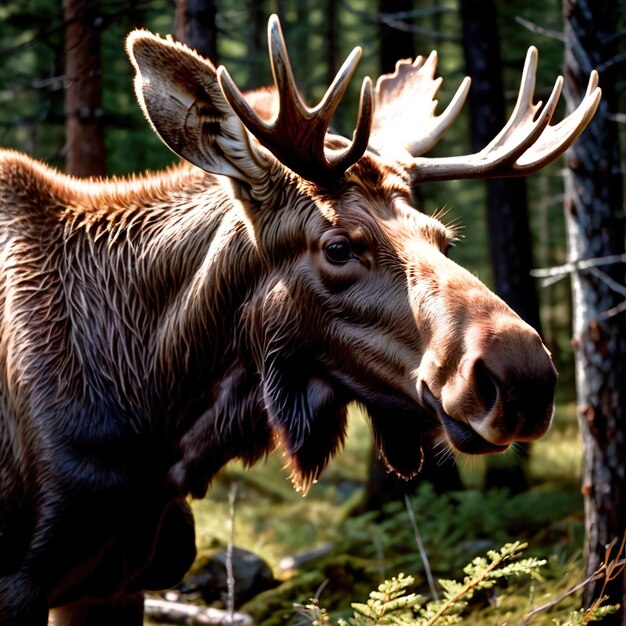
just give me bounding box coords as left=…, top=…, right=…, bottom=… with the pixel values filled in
left=348, top=574, right=424, bottom=625
left=295, top=541, right=601, bottom=626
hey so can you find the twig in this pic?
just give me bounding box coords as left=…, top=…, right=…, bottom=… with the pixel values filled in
left=515, top=16, right=566, bottom=42
left=378, top=16, right=460, bottom=41
left=144, top=598, right=252, bottom=625
left=596, top=52, right=626, bottom=73
left=532, top=255, right=626, bottom=317
left=522, top=568, right=607, bottom=623
left=522, top=536, right=626, bottom=625
left=601, top=299, right=626, bottom=319
left=610, top=113, right=626, bottom=124
left=225, top=483, right=239, bottom=624
left=404, top=494, right=439, bottom=601
left=531, top=254, right=626, bottom=285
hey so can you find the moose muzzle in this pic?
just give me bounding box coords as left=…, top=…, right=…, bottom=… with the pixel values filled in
left=419, top=319, right=557, bottom=454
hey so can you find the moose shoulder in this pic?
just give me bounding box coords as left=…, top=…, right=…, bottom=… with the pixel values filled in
left=0, top=15, right=599, bottom=625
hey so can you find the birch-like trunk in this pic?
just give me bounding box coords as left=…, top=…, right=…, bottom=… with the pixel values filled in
left=563, top=0, right=626, bottom=619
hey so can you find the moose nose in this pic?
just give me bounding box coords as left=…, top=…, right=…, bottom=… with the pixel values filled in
left=439, top=326, right=557, bottom=451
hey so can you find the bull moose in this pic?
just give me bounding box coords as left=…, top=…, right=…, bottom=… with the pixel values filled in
left=0, top=15, right=599, bottom=626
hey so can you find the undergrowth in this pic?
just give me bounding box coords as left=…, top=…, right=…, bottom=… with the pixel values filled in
left=161, top=404, right=595, bottom=626
left=233, top=483, right=589, bottom=625
left=293, top=542, right=618, bottom=626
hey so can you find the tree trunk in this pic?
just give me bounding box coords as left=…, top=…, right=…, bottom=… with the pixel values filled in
left=378, top=0, right=415, bottom=74
left=175, top=0, right=219, bottom=62
left=325, top=0, right=339, bottom=84
left=563, top=0, right=626, bottom=619
left=63, top=0, right=106, bottom=177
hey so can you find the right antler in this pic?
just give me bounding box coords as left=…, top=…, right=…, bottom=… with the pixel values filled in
left=217, top=15, right=373, bottom=186
left=370, top=47, right=601, bottom=184
left=370, top=51, right=471, bottom=158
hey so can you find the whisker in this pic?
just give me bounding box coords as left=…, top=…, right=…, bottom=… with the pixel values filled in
left=430, top=205, right=465, bottom=242
left=433, top=439, right=457, bottom=467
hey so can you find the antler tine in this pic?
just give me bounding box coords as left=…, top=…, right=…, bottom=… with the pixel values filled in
left=480, top=47, right=561, bottom=156
left=409, top=46, right=601, bottom=184
left=515, top=70, right=601, bottom=171
left=217, top=14, right=373, bottom=185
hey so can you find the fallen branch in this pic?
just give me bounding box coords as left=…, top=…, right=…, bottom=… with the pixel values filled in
left=144, top=598, right=253, bottom=625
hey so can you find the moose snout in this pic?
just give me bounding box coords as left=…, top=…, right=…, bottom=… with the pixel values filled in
left=437, top=325, right=557, bottom=453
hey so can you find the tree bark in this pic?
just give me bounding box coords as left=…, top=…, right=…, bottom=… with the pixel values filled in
left=63, top=0, right=106, bottom=177
left=325, top=0, right=339, bottom=84
left=175, top=0, right=219, bottom=62
left=378, top=0, right=415, bottom=74
left=563, top=0, right=626, bottom=620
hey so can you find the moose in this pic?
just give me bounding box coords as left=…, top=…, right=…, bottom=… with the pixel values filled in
left=0, top=15, right=599, bottom=626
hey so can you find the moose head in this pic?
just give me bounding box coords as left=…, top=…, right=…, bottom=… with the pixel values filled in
left=126, top=16, right=598, bottom=491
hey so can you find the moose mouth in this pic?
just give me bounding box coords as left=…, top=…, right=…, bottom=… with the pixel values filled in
left=420, top=385, right=509, bottom=455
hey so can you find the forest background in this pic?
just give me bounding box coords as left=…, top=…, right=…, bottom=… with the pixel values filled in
left=0, top=0, right=625, bottom=624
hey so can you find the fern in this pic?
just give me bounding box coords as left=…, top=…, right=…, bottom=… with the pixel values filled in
left=342, top=574, right=424, bottom=625
left=296, top=542, right=546, bottom=626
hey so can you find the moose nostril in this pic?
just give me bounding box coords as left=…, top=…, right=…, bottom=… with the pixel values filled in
left=473, top=358, right=499, bottom=415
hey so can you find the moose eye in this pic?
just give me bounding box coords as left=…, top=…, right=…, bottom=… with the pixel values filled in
left=323, top=238, right=357, bottom=265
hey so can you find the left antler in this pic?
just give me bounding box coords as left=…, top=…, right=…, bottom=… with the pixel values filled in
left=370, top=47, right=601, bottom=183
left=217, top=15, right=373, bottom=185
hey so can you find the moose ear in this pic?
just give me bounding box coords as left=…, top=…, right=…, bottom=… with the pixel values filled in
left=126, top=30, right=269, bottom=184
left=262, top=361, right=349, bottom=491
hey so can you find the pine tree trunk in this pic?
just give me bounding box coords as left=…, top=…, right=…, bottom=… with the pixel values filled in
left=563, top=0, right=626, bottom=619
left=175, top=0, right=219, bottom=62
left=378, top=0, right=414, bottom=74
left=325, top=0, right=339, bottom=83
left=63, top=0, right=106, bottom=177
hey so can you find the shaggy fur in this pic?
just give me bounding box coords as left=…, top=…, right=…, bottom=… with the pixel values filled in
left=0, top=28, right=558, bottom=626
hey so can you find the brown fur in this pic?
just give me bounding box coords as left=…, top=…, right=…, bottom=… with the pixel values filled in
left=0, top=29, right=557, bottom=625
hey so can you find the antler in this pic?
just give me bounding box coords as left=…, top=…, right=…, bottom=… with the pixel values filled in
left=370, top=51, right=471, bottom=157
left=370, top=47, right=601, bottom=184
left=217, top=15, right=373, bottom=186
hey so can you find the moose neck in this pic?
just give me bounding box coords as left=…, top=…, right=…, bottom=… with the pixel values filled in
left=137, top=170, right=297, bottom=494
left=50, top=165, right=269, bottom=462
left=135, top=175, right=266, bottom=419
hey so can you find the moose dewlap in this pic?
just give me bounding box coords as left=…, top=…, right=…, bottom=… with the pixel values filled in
left=0, top=14, right=599, bottom=626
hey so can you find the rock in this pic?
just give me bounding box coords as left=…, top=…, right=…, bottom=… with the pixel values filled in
left=177, top=547, right=279, bottom=607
